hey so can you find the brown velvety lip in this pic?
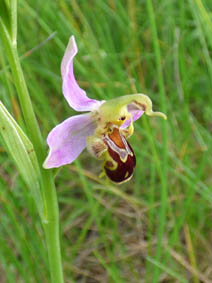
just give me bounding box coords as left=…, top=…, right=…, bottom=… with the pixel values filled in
left=103, top=126, right=136, bottom=183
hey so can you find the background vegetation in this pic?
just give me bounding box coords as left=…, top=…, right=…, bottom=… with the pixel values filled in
left=0, top=0, right=212, bottom=282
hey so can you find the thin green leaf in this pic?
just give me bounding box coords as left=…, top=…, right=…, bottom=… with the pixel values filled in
left=0, top=100, right=43, bottom=217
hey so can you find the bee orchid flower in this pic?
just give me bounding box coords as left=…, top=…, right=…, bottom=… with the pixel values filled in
left=43, top=36, right=167, bottom=183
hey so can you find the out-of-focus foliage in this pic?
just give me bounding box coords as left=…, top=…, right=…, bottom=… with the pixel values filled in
left=0, top=0, right=212, bottom=282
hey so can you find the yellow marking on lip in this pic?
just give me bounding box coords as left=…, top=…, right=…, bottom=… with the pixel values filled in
left=124, top=171, right=129, bottom=178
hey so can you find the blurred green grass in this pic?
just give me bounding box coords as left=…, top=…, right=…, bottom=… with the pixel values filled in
left=0, top=0, right=212, bottom=282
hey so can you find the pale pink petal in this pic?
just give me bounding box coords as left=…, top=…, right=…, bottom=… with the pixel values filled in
left=122, top=104, right=144, bottom=128
left=43, top=113, right=96, bottom=168
left=61, top=36, right=103, bottom=112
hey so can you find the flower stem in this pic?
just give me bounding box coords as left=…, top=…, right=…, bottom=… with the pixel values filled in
left=11, top=0, right=17, bottom=44
left=0, top=12, right=64, bottom=283
left=0, top=21, right=44, bottom=163
left=42, top=171, right=64, bottom=283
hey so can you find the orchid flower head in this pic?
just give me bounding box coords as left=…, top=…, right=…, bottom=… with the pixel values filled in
left=43, top=36, right=167, bottom=183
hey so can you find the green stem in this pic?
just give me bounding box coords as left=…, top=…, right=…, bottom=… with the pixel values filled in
left=11, top=0, right=17, bottom=44
left=42, top=171, right=64, bottom=283
left=0, top=15, right=64, bottom=283
left=0, top=20, right=44, bottom=163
